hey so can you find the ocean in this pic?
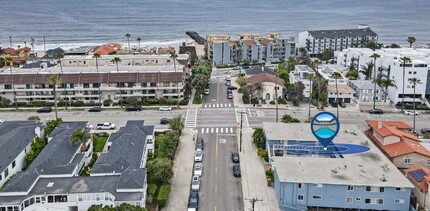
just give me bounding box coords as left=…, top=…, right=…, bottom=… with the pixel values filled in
left=1, top=0, right=429, bottom=50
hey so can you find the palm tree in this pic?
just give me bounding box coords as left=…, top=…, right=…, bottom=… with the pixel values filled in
left=46, top=75, right=61, bottom=119
left=312, top=59, right=322, bottom=107
left=360, top=62, right=374, bottom=80
left=304, top=73, right=315, bottom=120
left=380, top=78, right=397, bottom=103
left=3, top=55, right=17, bottom=109
left=71, top=128, right=91, bottom=151
left=170, top=52, right=180, bottom=107
left=125, top=34, right=131, bottom=50
left=56, top=53, right=68, bottom=110
left=93, top=53, right=102, bottom=106
left=408, top=77, right=421, bottom=133
left=407, top=37, right=416, bottom=48
left=399, top=56, right=412, bottom=112
left=112, top=57, right=123, bottom=109
left=137, top=37, right=142, bottom=49
left=370, top=53, right=380, bottom=110
left=333, top=72, right=342, bottom=118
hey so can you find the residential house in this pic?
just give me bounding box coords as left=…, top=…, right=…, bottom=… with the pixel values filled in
left=316, top=66, right=355, bottom=103
left=349, top=80, right=385, bottom=104
left=366, top=120, right=430, bottom=169
left=405, top=166, right=430, bottom=210
left=246, top=72, right=284, bottom=101
left=1, top=47, right=32, bottom=65
left=64, top=46, right=98, bottom=56
left=93, top=43, right=121, bottom=55
left=40, top=47, right=65, bottom=60
left=289, top=65, right=315, bottom=100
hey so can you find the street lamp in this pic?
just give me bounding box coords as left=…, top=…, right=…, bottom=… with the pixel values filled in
left=239, top=111, right=245, bottom=152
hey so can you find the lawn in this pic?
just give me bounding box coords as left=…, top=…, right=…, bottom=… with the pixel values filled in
left=155, top=134, right=166, bottom=158
left=93, top=136, right=108, bottom=152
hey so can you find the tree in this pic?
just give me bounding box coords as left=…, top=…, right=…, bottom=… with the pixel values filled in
left=286, top=82, right=305, bottom=106
left=275, top=62, right=290, bottom=86
left=88, top=204, right=145, bottom=211
left=407, top=36, right=416, bottom=48
left=380, top=78, right=397, bottom=103
left=111, top=57, right=123, bottom=109
left=346, top=68, right=358, bottom=79
left=236, top=76, right=247, bottom=87
left=251, top=59, right=259, bottom=65
left=333, top=72, right=342, bottom=118
left=136, top=37, right=142, bottom=48
left=2, top=55, right=17, bottom=109
left=125, top=33, right=131, bottom=49
left=400, top=56, right=412, bottom=112
left=27, top=115, right=41, bottom=121
left=390, top=43, right=401, bottom=48
left=46, top=75, right=61, bottom=119
left=56, top=53, right=68, bottom=109
left=366, top=40, right=379, bottom=51
left=146, top=158, right=173, bottom=184
left=30, top=37, right=35, bottom=54
left=304, top=73, right=315, bottom=120
left=168, top=115, right=184, bottom=135
left=93, top=53, right=102, bottom=106
left=370, top=53, right=381, bottom=110
left=286, top=57, right=298, bottom=72
left=409, top=77, right=421, bottom=133
left=298, top=47, right=307, bottom=58
left=242, top=83, right=263, bottom=102
left=281, top=114, right=300, bottom=123
left=360, top=62, right=374, bottom=80
left=318, top=49, right=334, bottom=61
left=191, top=74, right=208, bottom=91
left=71, top=128, right=91, bottom=151
left=170, top=52, right=180, bottom=107
left=252, top=128, right=265, bottom=148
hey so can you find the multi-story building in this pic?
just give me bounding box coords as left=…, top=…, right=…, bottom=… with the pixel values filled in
left=0, top=120, right=152, bottom=210
left=337, top=48, right=430, bottom=104
left=0, top=121, right=43, bottom=187
left=405, top=166, right=430, bottom=210
left=289, top=65, right=315, bottom=100
left=263, top=122, right=413, bottom=211
left=206, top=33, right=294, bottom=66
left=0, top=64, right=185, bottom=103
left=366, top=120, right=430, bottom=170
left=349, top=80, right=385, bottom=104
left=316, top=66, right=355, bottom=103
left=60, top=54, right=189, bottom=67
left=298, top=25, right=378, bottom=57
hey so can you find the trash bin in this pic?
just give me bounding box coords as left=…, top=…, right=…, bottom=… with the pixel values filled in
left=267, top=178, right=272, bottom=187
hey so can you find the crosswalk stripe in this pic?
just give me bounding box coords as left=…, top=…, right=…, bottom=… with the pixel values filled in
left=228, top=103, right=231, bottom=107
left=201, top=128, right=204, bottom=134
left=216, top=104, right=219, bottom=108
left=206, top=128, right=209, bottom=133
left=230, top=128, right=233, bottom=133
left=220, top=128, right=223, bottom=133
left=211, top=128, right=214, bottom=133
left=221, top=104, right=223, bottom=108
left=216, top=128, right=219, bottom=133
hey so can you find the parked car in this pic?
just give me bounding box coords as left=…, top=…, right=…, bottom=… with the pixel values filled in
left=88, top=107, right=102, bottom=112
left=421, top=128, right=430, bottom=134
left=339, top=101, right=346, bottom=108
left=194, top=163, right=203, bottom=176
left=224, top=70, right=230, bottom=74
left=37, top=107, right=52, bottom=113
left=191, top=176, right=200, bottom=191
left=226, top=81, right=231, bottom=86
left=233, top=66, right=240, bottom=70
left=188, top=192, right=199, bottom=210
left=194, top=149, right=203, bottom=162
left=225, top=76, right=231, bottom=81
left=369, top=109, right=384, bottom=114
left=404, top=110, right=419, bottom=115
left=96, top=122, right=116, bottom=130
left=125, top=105, right=142, bottom=111
left=159, top=106, right=172, bottom=111
left=231, top=153, right=239, bottom=163
left=228, top=93, right=233, bottom=99
left=233, top=165, right=241, bottom=177
left=227, top=86, right=238, bottom=90
left=160, top=118, right=170, bottom=125
left=227, top=89, right=232, bottom=94
left=196, top=137, right=204, bottom=150
left=329, top=100, right=338, bottom=107
left=204, top=89, right=210, bottom=95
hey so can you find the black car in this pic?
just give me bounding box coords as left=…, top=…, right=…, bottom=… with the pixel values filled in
left=329, top=100, right=338, bottom=107
left=227, top=86, right=238, bottom=90
left=88, top=107, right=102, bottom=112
left=125, top=105, right=142, bottom=111
left=196, top=137, right=204, bottom=150
left=233, top=165, right=241, bottom=177
left=37, top=107, right=52, bottom=113
left=339, top=101, right=346, bottom=108
left=369, top=109, right=384, bottom=114
left=422, top=128, right=430, bottom=134
left=227, top=89, right=232, bottom=94
left=231, top=152, right=239, bottom=163
left=188, top=192, right=199, bottom=209
left=160, top=118, right=170, bottom=125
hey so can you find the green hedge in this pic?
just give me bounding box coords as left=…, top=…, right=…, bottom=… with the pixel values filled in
left=147, top=183, right=158, bottom=197
left=157, top=184, right=171, bottom=208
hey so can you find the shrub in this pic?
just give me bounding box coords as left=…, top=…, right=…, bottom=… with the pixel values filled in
left=242, top=95, right=250, bottom=104
left=252, top=128, right=266, bottom=148
left=147, top=183, right=158, bottom=197
left=71, top=101, right=84, bottom=107
left=179, top=99, right=189, bottom=105
left=257, top=148, right=267, bottom=158
left=265, top=169, right=275, bottom=181
left=277, top=97, right=287, bottom=104
left=269, top=101, right=275, bottom=105
left=424, top=132, right=430, bottom=139
left=103, top=100, right=113, bottom=107
left=27, top=115, right=41, bottom=121
left=157, top=184, right=171, bottom=208
left=16, top=102, right=28, bottom=107
left=281, top=114, right=300, bottom=123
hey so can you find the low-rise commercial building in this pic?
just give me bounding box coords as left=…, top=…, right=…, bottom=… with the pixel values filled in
left=263, top=122, right=413, bottom=211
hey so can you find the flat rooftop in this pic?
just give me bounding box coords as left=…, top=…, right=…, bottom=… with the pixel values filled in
left=264, top=122, right=414, bottom=187
left=62, top=53, right=189, bottom=60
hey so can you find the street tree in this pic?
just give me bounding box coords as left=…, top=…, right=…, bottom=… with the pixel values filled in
left=409, top=77, right=421, bottom=133
left=407, top=36, right=416, bottom=48
left=111, top=57, right=123, bottom=109
left=400, top=56, right=412, bottom=112
left=286, top=82, right=305, bottom=106
left=46, top=75, right=61, bottom=119
left=146, top=158, right=173, bottom=184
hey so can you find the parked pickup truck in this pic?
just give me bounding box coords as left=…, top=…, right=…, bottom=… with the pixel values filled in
left=96, top=122, right=116, bottom=130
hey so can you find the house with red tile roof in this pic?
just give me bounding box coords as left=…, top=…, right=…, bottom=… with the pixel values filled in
left=405, top=166, right=430, bottom=210
left=1, top=47, right=31, bottom=65
left=246, top=72, right=284, bottom=102
left=94, top=43, right=121, bottom=55
left=366, top=120, right=430, bottom=169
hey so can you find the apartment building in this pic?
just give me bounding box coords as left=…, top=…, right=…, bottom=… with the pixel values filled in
left=298, top=25, right=378, bottom=57
left=337, top=48, right=430, bottom=104
left=0, top=121, right=43, bottom=187
left=289, top=65, right=315, bottom=100
left=263, top=122, right=413, bottom=211
left=366, top=120, right=430, bottom=170
left=206, top=33, right=294, bottom=66
left=349, top=80, right=385, bottom=104
left=0, top=120, right=152, bottom=211
left=60, top=54, right=189, bottom=67
left=316, top=66, right=355, bottom=103
left=0, top=65, right=185, bottom=103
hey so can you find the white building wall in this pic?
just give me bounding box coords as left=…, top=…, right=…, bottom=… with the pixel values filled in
left=0, top=142, right=32, bottom=187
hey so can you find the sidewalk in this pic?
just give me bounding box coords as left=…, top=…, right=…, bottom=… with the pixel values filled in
left=164, top=128, right=196, bottom=211
left=239, top=128, right=280, bottom=211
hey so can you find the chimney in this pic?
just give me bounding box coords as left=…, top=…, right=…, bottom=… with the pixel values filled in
left=35, top=126, right=41, bottom=137
left=378, top=121, right=383, bottom=129
left=261, top=66, right=264, bottom=72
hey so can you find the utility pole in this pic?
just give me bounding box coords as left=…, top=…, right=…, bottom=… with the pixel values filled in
left=240, top=111, right=243, bottom=152
left=9, top=36, right=12, bottom=47
left=275, top=85, right=279, bottom=122
left=43, top=36, right=46, bottom=52
left=246, top=197, right=263, bottom=211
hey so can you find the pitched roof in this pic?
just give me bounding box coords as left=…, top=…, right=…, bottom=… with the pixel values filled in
left=308, top=28, right=377, bottom=39
left=247, top=72, right=284, bottom=86
left=259, top=38, right=273, bottom=45
left=245, top=66, right=275, bottom=75
left=94, top=43, right=121, bottom=55
left=405, top=166, right=430, bottom=192
left=242, top=39, right=256, bottom=46
left=366, top=120, right=418, bottom=141
left=41, top=48, right=65, bottom=60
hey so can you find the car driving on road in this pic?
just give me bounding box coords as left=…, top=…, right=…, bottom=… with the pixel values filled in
left=160, top=118, right=170, bottom=124
left=37, top=107, right=52, bottom=113
left=159, top=106, right=172, bottom=111
left=369, top=109, right=384, bottom=114
left=125, top=105, right=142, bottom=111
left=88, top=107, right=102, bottom=112
left=404, top=110, right=419, bottom=115
left=96, top=122, right=116, bottom=130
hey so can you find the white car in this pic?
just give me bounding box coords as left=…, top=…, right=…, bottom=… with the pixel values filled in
left=194, top=149, right=203, bottom=162
left=159, top=106, right=172, bottom=111
left=194, top=163, right=202, bottom=176
left=404, top=110, right=419, bottom=115
left=191, top=176, right=200, bottom=191
left=225, top=76, right=231, bottom=81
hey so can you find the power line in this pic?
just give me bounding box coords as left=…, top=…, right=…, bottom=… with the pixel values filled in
left=245, top=197, right=263, bottom=211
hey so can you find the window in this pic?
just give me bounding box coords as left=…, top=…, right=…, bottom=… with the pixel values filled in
left=396, top=187, right=406, bottom=191
left=408, top=71, right=412, bottom=74
left=366, top=186, right=384, bottom=192
left=298, top=183, right=304, bottom=189
left=141, top=83, right=148, bottom=87
left=426, top=160, right=430, bottom=166
left=357, top=185, right=362, bottom=189
left=347, top=185, right=354, bottom=191
left=413, top=71, right=417, bottom=74
left=347, top=197, right=353, bottom=203
left=365, top=198, right=384, bottom=204
left=163, top=82, right=170, bottom=87
left=356, top=197, right=361, bottom=201
left=313, top=184, right=323, bottom=188
left=4, top=168, right=8, bottom=177
left=4, top=85, right=12, bottom=90
left=363, top=89, right=368, bottom=93
left=395, top=199, right=405, bottom=204
left=312, top=195, right=322, bottom=199
left=12, top=161, right=15, bottom=168
left=297, top=195, right=304, bottom=201
left=403, top=157, right=412, bottom=164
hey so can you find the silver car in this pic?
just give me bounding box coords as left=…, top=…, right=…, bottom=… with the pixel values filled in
left=191, top=176, right=200, bottom=191
left=194, top=149, right=203, bottom=162
left=194, top=163, right=203, bottom=176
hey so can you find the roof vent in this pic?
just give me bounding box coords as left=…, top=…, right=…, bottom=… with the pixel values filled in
left=378, top=121, right=382, bottom=129
left=47, top=182, right=55, bottom=187
left=380, top=174, right=387, bottom=182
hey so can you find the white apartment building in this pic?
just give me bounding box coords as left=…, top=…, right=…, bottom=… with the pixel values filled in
left=289, top=65, right=315, bottom=100
left=337, top=48, right=430, bottom=104
left=0, top=64, right=185, bottom=104
left=316, top=66, right=355, bottom=103
left=298, top=25, right=378, bottom=57
left=60, top=54, right=190, bottom=67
